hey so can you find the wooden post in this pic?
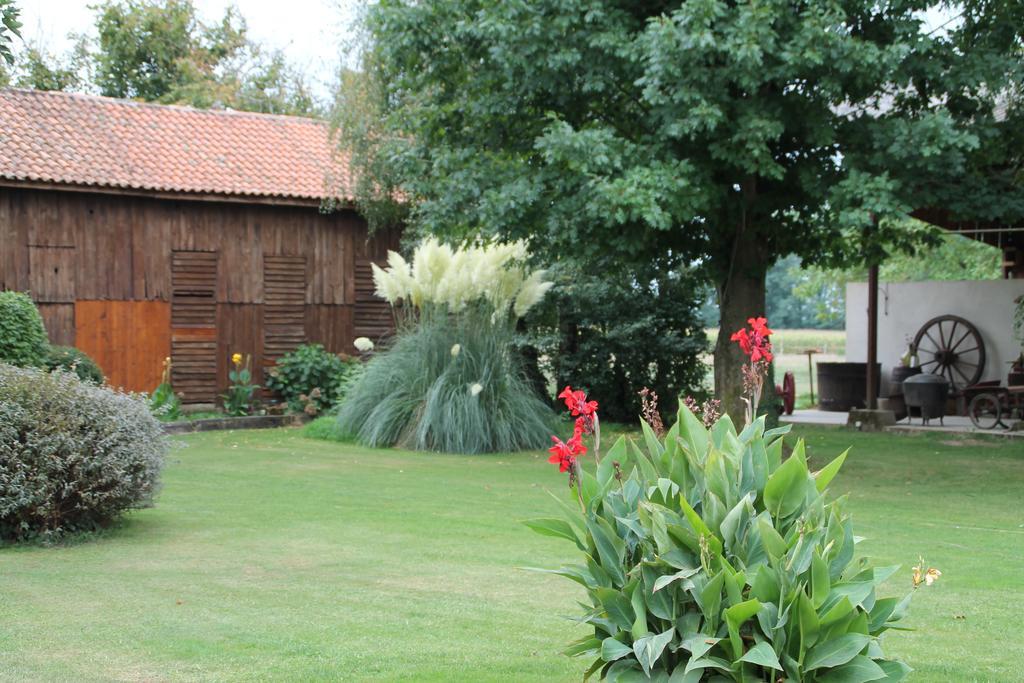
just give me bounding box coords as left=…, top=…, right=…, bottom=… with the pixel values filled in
left=805, top=349, right=818, bottom=406
left=866, top=263, right=879, bottom=410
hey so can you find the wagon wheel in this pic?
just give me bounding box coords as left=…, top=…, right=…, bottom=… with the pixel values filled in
left=968, top=393, right=1003, bottom=430
left=912, top=315, right=986, bottom=391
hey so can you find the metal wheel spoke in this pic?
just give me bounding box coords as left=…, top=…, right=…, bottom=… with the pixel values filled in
left=919, top=359, right=939, bottom=369
left=953, top=365, right=971, bottom=385
left=956, top=346, right=980, bottom=354
left=924, top=331, right=941, bottom=350
left=938, top=321, right=948, bottom=349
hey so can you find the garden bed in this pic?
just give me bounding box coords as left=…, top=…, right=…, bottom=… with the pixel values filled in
left=162, top=413, right=309, bottom=434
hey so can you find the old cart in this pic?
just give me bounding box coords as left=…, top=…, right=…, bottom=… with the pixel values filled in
left=966, top=383, right=1024, bottom=430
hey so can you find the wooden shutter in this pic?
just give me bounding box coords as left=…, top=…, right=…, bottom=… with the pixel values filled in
left=171, top=250, right=218, bottom=404
left=353, top=259, right=394, bottom=341
left=263, top=255, right=307, bottom=363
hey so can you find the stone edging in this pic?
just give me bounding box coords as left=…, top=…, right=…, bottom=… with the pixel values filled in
left=163, top=414, right=309, bottom=435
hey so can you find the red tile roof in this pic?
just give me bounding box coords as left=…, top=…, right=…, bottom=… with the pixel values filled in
left=0, top=88, right=351, bottom=202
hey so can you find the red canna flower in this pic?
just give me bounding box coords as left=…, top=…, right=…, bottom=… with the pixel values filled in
left=732, top=318, right=773, bottom=364
left=730, top=329, right=753, bottom=355
left=558, top=386, right=598, bottom=417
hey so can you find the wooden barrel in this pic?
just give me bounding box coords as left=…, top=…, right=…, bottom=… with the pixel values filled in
left=817, top=362, right=881, bottom=412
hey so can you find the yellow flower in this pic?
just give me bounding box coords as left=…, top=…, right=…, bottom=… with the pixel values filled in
left=231, top=353, right=243, bottom=366
left=912, top=557, right=942, bottom=588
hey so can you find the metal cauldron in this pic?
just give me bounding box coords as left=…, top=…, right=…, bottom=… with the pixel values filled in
left=902, top=373, right=949, bottom=425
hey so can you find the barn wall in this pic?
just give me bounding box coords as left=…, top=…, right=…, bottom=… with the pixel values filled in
left=0, top=187, right=396, bottom=401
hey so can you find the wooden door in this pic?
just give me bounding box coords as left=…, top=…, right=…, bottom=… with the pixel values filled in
left=171, top=250, right=218, bottom=404
left=75, top=300, right=171, bottom=392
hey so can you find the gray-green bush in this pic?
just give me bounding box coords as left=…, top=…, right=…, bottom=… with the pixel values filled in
left=0, top=291, right=49, bottom=367
left=0, top=363, right=167, bottom=542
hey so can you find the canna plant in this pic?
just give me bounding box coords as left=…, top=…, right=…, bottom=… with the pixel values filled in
left=526, top=405, right=913, bottom=682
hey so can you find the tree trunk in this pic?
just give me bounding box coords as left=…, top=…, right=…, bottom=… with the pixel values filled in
left=713, top=234, right=769, bottom=425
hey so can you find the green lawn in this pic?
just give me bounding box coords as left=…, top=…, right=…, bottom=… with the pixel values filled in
left=1, top=426, right=1022, bottom=681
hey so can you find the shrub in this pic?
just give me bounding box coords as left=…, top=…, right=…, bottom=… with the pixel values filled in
left=528, top=263, right=708, bottom=422
left=0, top=291, right=49, bottom=368
left=149, top=357, right=182, bottom=421
left=0, top=363, right=167, bottom=542
left=265, top=344, right=356, bottom=414
left=44, top=345, right=105, bottom=384
left=527, top=407, right=913, bottom=681
left=336, top=238, right=556, bottom=453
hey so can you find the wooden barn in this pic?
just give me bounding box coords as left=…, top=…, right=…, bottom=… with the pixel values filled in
left=0, top=88, right=395, bottom=404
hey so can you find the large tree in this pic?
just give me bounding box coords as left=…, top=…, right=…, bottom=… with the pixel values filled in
left=339, top=0, right=1020, bottom=420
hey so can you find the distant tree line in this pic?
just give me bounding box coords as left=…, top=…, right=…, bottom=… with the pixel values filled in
left=701, top=228, right=1003, bottom=330
left=0, top=0, right=323, bottom=117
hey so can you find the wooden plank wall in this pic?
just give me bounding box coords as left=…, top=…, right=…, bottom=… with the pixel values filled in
left=0, top=187, right=398, bottom=400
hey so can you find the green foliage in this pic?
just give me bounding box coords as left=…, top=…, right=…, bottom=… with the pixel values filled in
left=337, top=307, right=555, bottom=454
left=0, top=363, right=167, bottom=542
left=343, top=0, right=1022, bottom=418
left=529, top=263, right=708, bottom=422
left=0, top=291, right=49, bottom=368
left=793, top=231, right=1003, bottom=327
left=221, top=353, right=259, bottom=416
left=8, top=0, right=322, bottom=116
left=527, top=410, right=911, bottom=681
left=92, top=0, right=246, bottom=102
left=265, top=344, right=355, bottom=415
left=44, top=345, right=104, bottom=384
left=302, top=415, right=351, bottom=442
left=149, top=358, right=182, bottom=421
left=0, top=0, right=22, bottom=65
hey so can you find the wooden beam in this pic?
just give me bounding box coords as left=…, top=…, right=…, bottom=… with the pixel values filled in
left=0, top=178, right=355, bottom=211
left=866, top=263, right=879, bottom=410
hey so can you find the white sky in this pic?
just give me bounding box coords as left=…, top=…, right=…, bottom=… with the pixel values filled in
left=15, top=0, right=362, bottom=98
left=15, top=1, right=953, bottom=101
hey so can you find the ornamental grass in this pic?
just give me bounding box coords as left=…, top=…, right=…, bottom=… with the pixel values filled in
left=336, top=238, right=556, bottom=454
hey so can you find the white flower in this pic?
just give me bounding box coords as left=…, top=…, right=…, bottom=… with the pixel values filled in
left=450, top=343, right=461, bottom=357
left=469, top=382, right=484, bottom=396
left=353, top=337, right=374, bottom=352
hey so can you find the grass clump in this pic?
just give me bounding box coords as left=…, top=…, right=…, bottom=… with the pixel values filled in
left=336, top=238, right=556, bottom=454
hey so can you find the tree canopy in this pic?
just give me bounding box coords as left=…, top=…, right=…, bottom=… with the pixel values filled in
left=4, top=0, right=322, bottom=117
left=340, top=0, right=1022, bottom=419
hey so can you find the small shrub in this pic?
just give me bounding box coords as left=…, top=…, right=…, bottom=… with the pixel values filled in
left=0, top=363, right=167, bottom=542
left=44, top=345, right=105, bottom=384
left=0, top=291, right=49, bottom=368
left=265, top=344, right=354, bottom=414
left=149, top=357, right=182, bottom=421
left=528, top=263, right=708, bottom=422
left=527, top=406, right=915, bottom=681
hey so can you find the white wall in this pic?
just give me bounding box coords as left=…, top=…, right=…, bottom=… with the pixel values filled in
left=846, top=279, right=1024, bottom=395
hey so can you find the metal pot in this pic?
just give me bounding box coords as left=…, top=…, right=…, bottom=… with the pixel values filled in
left=890, top=365, right=922, bottom=389
left=902, top=373, right=949, bottom=425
